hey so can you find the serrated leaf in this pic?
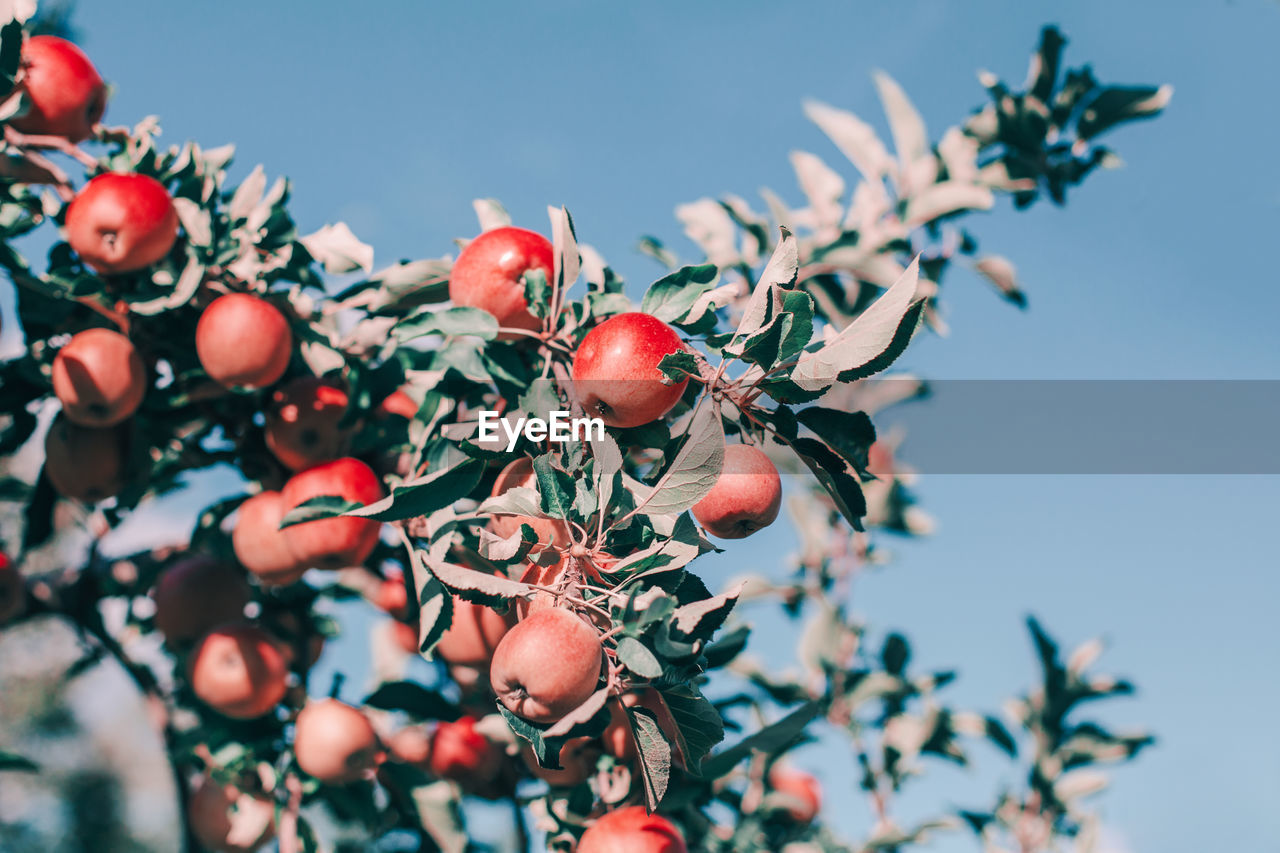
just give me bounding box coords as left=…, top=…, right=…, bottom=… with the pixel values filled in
left=725, top=229, right=798, bottom=356
left=628, top=402, right=724, bottom=518
left=796, top=407, right=876, bottom=471
left=640, top=263, right=720, bottom=323
left=701, top=700, right=823, bottom=778
left=661, top=685, right=724, bottom=774
left=343, top=460, right=482, bottom=522
left=544, top=687, right=609, bottom=738
left=791, top=257, right=922, bottom=392
left=473, top=198, right=511, bottom=231
left=278, top=495, right=362, bottom=529
left=672, top=581, right=742, bottom=638
left=792, top=437, right=867, bottom=530
left=549, top=205, right=580, bottom=299
left=299, top=222, right=373, bottom=274
left=228, top=164, right=266, bottom=222
left=616, top=637, right=664, bottom=679
left=395, top=306, right=499, bottom=342
left=631, top=707, right=672, bottom=809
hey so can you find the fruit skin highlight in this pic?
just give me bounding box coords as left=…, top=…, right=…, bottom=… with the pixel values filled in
left=51, top=328, right=147, bottom=427
left=292, top=699, right=384, bottom=785
left=448, top=226, right=554, bottom=337
left=188, top=624, right=289, bottom=720
left=489, top=607, right=602, bottom=723
left=196, top=293, right=294, bottom=390
left=65, top=173, right=179, bottom=274
left=571, top=312, right=688, bottom=429
left=577, top=805, right=688, bottom=853
left=232, top=490, right=303, bottom=585
left=280, top=457, right=384, bottom=570
left=265, top=376, right=352, bottom=471
left=692, top=443, right=782, bottom=539
left=13, top=36, right=106, bottom=142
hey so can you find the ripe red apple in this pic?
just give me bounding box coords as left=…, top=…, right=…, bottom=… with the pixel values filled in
left=691, top=443, right=782, bottom=539
left=151, top=557, right=251, bottom=646
left=264, top=376, right=352, bottom=471
left=434, top=595, right=511, bottom=667
left=0, top=554, right=24, bottom=625
left=391, top=618, right=421, bottom=655
left=768, top=765, right=822, bottom=823
left=375, top=388, right=418, bottom=420
left=280, top=457, right=384, bottom=570
left=428, top=716, right=503, bottom=788
left=232, top=491, right=304, bottom=586
left=187, top=776, right=276, bottom=853
left=188, top=624, right=289, bottom=720
left=571, top=312, right=688, bottom=429
left=13, top=36, right=105, bottom=142
left=65, top=173, right=179, bottom=275
left=577, top=806, right=688, bottom=853
left=448, top=226, right=553, bottom=336
left=487, top=457, right=569, bottom=552
left=602, top=689, right=684, bottom=767
left=374, top=570, right=409, bottom=619
left=51, top=327, right=147, bottom=427
left=196, top=293, right=293, bottom=390
left=489, top=607, right=602, bottom=723
left=387, top=726, right=432, bottom=768
left=43, top=416, right=129, bottom=502
left=293, top=698, right=384, bottom=785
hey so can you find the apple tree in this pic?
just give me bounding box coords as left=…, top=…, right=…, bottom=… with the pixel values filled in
left=0, top=7, right=1169, bottom=853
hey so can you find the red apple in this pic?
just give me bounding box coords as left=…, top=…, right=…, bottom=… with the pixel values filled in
left=186, top=776, right=276, bottom=853
left=13, top=36, right=105, bottom=142
left=375, top=388, right=418, bottom=420
left=768, top=765, right=822, bottom=823
left=391, top=618, right=421, bottom=655
left=387, top=726, right=432, bottom=768
left=577, top=806, right=687, bottom=853
left=374, top=570, right=409, bottom=619
left=43, top=416, right=129, bottom=502
left=691, top=443, right=782, bottom=539
left=0, top=554, right=24, bottom=624
left=293, top=698, right=384, bottom=785
left=232, top=491, right=304, bottom=586
left=435, top=595, right=511, bottom=667
left=428, top=716, right=503, bottom=788
left=489, top=607, right=602, bottom=723
left=65, top=173, right=179, bottom=275
left=448, top=226, right=553, bottom=337
left=572, top=312, right=688, bottom=428
left=264, top=376, right=352, bottom=471
left=196, top=293, right=293, bottom=390
left=51, top=328, right=147, bottom=427
left=280, top=457, right=383, bottom=570
left=151, top=557, right=251, bottom=647
left=487, top=457, right=569, bottom=553
left=188, top=624, right=289, bottom=720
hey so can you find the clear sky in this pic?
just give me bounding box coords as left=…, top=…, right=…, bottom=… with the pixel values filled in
left=12, top=1, right=1280, bottom=851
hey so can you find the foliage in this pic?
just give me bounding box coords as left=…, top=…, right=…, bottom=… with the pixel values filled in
left=0, top=12, right=1166, bottom=853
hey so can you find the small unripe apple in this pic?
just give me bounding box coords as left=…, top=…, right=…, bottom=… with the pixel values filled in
left=768, top=765, right=822, bottom=823
left=65, top=173, right=179, bottom=275
left=489, top=607, right=602, bottom=723
left=186, top=776, right=276, bottom=853
left=280, top=457, right=383, bottom=570
left=572, top=312, right=688, bottom=429
left=387, top=726, right=432, bottom=767
left=293, top=698, right=384, bottom=785
left=13, top=36, right=106, bottom=142
left=487, top=457, right=569, bottom=552
left=577, top=806, right=688, bottom=853
left=435, top=595, right=511, bottom=667
left=196, top=293, right=293, bottom=390
left=264, top=376, right=352, bottom=471
left=448, top=226, right=553, bottom=336
left=42, top=415, right=129, bottom=502
left=232, top=491, right=303, bottom=586
left=51, top=327, right=147, bottom=427
left=691, top=444, right=782, bottom=539
left=188, top=624, right=289, bottom=720
left=151, top=557, right=251, bottom=647
left=428, top=716, right=503, bottom=789
left=0, top=554, right=24, bottom=625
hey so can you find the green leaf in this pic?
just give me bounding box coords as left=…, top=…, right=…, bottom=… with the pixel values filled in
left=1076, top=85, right=1173, bottom=140
left=278, top=495, right=362, bottom=529
left=792, top=437, right=867, bottom=530
left=395, top=306, right=499, bottom=342
left=640, top=263, right=719, bottom=323
left=882, top=633, right=910, bottom=675
left=364, top=682, right=459, bottom=721
left=796, top=407, right=876, bottom=472
left=661, top=685, right=725, bottom=775
left=532, top=455, right=576, bottom=520
left=0, top=750, right=38, bottom=773
left=629, top=401, right=724, bottom=518
left=343, top=460, right=483, bottom=522
left=630, top=707, right=672, bottom=809
left=701, top=700, right=823, bottom=779
left=657, top=351, right=700, bottom=384
left=522, top=268, right=551, bottom=319
left=616, top=637, right=664, bottom=679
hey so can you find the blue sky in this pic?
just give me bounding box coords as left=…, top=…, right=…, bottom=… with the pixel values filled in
left=12, top=1, right=1280, bottom=850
